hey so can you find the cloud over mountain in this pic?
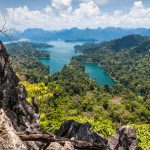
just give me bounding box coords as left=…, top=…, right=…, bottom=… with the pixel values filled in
left=1, top=0, right=150, bottom=31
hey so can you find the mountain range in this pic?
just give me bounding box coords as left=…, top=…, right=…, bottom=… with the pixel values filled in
left=1, top=27, right=150, bottom=42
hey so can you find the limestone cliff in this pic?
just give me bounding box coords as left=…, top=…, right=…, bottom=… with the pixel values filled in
left=0, top=41, right=40, bottom=149
left=0, top=41, right=40, bottom=132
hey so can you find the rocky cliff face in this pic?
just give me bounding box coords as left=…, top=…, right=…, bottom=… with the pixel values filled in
left=0, top=41, right=40, bottom=149
left=0, top=41, right=138, bottom=150
left=0, top=41, right=40, bottom=132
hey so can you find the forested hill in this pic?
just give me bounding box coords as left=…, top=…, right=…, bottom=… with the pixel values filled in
left=75, top=34, right=150, bottom=52
left=74, top=34, right=150, bottom=98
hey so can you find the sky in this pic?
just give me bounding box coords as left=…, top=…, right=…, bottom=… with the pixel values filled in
left=0, top=0, right=150, bottom=31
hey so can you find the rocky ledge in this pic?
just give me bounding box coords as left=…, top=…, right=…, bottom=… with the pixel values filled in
left=0, top=41, right=138, bottom=150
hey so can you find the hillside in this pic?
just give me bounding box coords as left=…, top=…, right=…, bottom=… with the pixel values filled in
left=74, top=34, right=150, bottom=99
left=6, top=41, right=52, bottom=83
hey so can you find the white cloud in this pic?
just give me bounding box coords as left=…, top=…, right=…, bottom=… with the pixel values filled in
left=2, top=0, right=150, bottom=31
left=52, top=0, right=72, bottom=9
left=51, top=0, right=72, bottom=15
left=74, top=1, right=101, bottom=17
left=81, top=0, right=109, bottom=5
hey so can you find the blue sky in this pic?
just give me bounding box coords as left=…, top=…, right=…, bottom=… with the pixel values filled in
left=0, top=0, right=150, bottom=30
left=1, top=0, right=150, bottom=12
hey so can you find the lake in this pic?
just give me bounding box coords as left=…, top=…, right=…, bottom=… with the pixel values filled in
left=38, top=40, right=82, bottom=74
left=38, top=40, right=115, bottom=86
left=83, top=63, right=115, bottom=86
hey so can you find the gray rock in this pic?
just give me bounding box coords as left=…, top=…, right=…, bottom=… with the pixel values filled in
left=0, top=41, right=40, bottom=132
left=0, top=109, right=27, bottom=150
left=0, top=41, right=41, bottom=149
left=56, top=120, right=107, bottom=146
left=108, top=126, right=138, bottom=150
left=64, top=141, right=74, bottom=150
left=47, top=142, right=65, bottom=150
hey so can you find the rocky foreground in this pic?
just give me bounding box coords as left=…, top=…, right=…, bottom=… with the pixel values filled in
left=0, top=41, right=138, bottom=150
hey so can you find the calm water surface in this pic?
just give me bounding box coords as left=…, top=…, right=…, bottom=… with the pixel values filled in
left=38, top=40, right=115, bottom=86
left=83, top=63, right=115, bottom=86
left=38, top=40, right=82, bottom=74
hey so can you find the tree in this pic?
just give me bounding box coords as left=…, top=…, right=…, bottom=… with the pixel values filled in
left=0, top=17, right=15, bottom=39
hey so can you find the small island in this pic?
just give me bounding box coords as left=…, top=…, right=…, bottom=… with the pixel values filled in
left=22, top=41, right=54, bottom=49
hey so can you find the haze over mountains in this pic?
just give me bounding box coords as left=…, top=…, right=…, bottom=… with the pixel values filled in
left=1, top=27, right=150, bottom=42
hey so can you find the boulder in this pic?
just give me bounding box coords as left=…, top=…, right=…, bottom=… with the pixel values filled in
left=64, top=141, right=74, bottom=150
left=46, top=142, right=65, bottom=150
left=108, top=126, right=138, bottom=150
left=56, top=120, right=107, bottom=146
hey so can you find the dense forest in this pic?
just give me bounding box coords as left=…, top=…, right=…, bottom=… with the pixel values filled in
left=20, top=62, right=150, bottom=149
left=74, top=35, right=150, bottom=99
left=6, top=41, right=52, bottom=83
left=6, top=35, right=150, bottom=149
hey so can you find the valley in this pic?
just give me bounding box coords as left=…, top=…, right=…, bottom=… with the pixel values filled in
left=3, top=34, right=150, bottom=149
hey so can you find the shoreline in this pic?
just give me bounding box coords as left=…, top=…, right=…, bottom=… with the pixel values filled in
left=80, top=60, right=118, bottom=83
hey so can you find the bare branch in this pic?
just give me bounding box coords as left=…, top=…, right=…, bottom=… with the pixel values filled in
left=0, top=16, right=15, bottom=40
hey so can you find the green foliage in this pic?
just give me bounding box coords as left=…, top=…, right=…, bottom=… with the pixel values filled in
left=20, top=81, right=54, bottom=102
left=6, top=41, right=52, bottom=83
left=134, top=124, right=150, bottom=150
left=50, top=62, right=98, bottom=96
left=22, top=62, right=150, bottom=143
left=74, top=34, right=150, bottom=99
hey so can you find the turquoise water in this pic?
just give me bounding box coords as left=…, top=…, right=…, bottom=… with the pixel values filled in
left=38, top=40, right=115, bottom=86
left=83, top=63, right=115, bottom=86
left=38, top=40, right=82, bottom=74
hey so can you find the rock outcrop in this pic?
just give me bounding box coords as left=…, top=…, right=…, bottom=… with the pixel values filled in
left=56, top=120, right=107, bottom=146
left=0, top=41, right=40, bottom=132
left=108, top=126, right=138, bottom=150
left=56, top=120, right=138, bottom=150
left=0, top=109, right=27, bottom=149
left=0, top=41, right=40, bottom=149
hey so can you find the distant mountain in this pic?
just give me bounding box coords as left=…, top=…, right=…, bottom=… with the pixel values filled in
left=1, top=27, right=150, bottom=42
left=16, top=28, right=54, bottom=41
left=103, top=34, right=150, bottom=51
left=75, top=34, right=150, bottom=53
